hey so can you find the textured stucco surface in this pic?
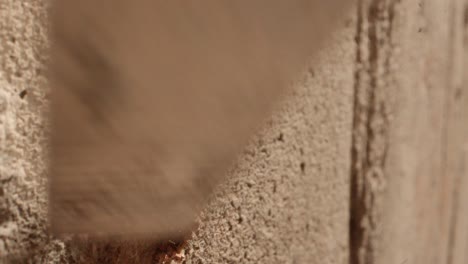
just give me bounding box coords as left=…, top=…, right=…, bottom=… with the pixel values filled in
left=0, top=0, right=58, bottom=262
left=1, top=0, right=468, bottom=263
left=182, top=26, right=356, bottom=264
left=0, top=0, right=355, bottom=263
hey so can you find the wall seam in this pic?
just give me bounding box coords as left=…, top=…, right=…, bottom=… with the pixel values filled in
left=350, top=0, right=397, bottom=263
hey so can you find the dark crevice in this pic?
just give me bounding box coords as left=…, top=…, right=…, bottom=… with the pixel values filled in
left=276, top=133, right=284, bottom=142
left=19, top=90, right=27, bottom=99
left=350, top=1, right=395, bottom=264
left=350, top=1, right=368, bottom=263
left=300, top=162, right=306, bottom=173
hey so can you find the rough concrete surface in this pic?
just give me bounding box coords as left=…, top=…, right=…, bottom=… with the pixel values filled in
left=0, top=0, right=355, bottom=263
left=0, top=0, right=56, bottom=262
left=1, top=0, right=467, bottom=263
left=182, top=26, right=355, bottom=263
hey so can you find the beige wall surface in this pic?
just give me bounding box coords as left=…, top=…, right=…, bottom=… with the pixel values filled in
left=351, top=1, right=468, bottom=264
left=0, top=1, right=355, bottom=263
left=0, top=0, right=467, bottom=264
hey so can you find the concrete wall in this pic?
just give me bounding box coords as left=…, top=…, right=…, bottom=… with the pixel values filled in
left=351, top=1, right=468, bottom=264
left=0, top=0, right=467, bottom=264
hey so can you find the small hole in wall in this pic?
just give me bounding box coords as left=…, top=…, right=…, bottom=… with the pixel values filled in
left=19, top=90, right=27, bottom=99
left=10, top=36, right=16, bottom=43
left=300, top=162, right=306, bottom=173
left=277, top=133, right=284, bottom=142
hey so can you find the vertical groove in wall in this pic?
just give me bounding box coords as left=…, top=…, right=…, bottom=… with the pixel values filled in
left=350, top=0, right=396, bottom=263
left=444, top=0, right=458, bottom=261
left=446, top=0, right=468, bottom=263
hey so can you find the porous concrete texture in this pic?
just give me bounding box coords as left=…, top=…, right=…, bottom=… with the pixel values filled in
left=0, top=0, right=356, bottom=263
left=0, top=0, right=58, bottom=262
left=1, top=0, right=468, bottom=263
left=183, top=25, right=356, bottom=263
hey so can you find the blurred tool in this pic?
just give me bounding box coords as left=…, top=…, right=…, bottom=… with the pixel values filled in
left=49, top=0, right=351, bottom=238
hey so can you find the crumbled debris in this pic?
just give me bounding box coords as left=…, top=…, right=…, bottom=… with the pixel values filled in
left=63, top=236, right=190, bottom=264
